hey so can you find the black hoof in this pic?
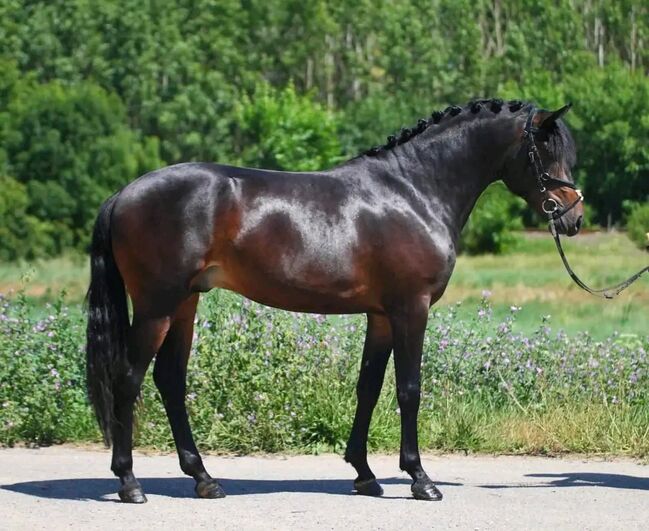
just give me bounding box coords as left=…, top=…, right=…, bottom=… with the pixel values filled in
left=411, top=479, right=443, bottom=501
left=196, top=478, right=226, bottom=499
left=118, top=482, right=147, bottom=504
left=354, top=477, right=384, bottom=497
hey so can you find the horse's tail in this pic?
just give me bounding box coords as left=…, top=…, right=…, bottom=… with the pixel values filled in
left=85, top=193, right=129, bottom=447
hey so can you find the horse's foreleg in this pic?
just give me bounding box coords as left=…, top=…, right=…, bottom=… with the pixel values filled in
left=152, top=295, right=225, bottom=499
left=344, top=313, right=392, bottom=496
left=111, top=314, right=171, bottom=503
left=389, top=299, right=442, bottom=501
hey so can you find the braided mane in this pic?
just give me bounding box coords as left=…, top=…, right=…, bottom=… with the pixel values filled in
left=363, top=98, right=528, bottom=156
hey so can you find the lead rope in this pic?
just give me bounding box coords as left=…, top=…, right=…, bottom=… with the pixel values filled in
left=525, top=107, right=649, bottom=299
left=548, top=216, right=649, bottom=299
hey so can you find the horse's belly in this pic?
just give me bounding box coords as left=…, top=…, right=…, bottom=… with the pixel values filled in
left=191, top=256, right=380, bottom=314
left=229, top=283, right=377, bottom=314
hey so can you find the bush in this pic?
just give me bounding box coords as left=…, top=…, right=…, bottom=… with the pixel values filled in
left=625, top=202, right=649, bottom=250
left=0, top=293, right=96, bottom=445
left=1, top=290, right=648, bottom=454
left=0, top=176, right=58, bottom=260
left=563, top=62, right=649, bottom=225
left=460, top=183, right=525, bottom=255
left=233, top=82, right=342, bottom=171
left=1, top=80, right=162, bottom=253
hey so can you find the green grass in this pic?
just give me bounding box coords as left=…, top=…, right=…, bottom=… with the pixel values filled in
left=5, top=234, right=647, bottom=456
left=0, top=253, right=88, bottom=303
left=443, top=231, right=649, bottom=337
left=1, top=287, right=648, bottom=456
left=2, top=231, right=645, bottom=338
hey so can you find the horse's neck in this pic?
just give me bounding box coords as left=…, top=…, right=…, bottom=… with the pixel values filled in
left=401, top=117, right=517, bottom=241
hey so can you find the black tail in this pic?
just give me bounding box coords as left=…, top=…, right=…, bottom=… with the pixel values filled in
left=85, top=193, right=129, bottom=446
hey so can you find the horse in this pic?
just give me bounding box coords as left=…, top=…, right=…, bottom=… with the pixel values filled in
left=85, top=99, right=583, bottom=503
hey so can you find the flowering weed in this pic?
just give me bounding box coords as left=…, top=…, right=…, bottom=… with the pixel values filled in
left=1, top=290, right=647, bottom=455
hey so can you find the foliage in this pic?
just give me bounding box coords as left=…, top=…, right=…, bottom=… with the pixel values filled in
left=1, top=290, right=648, bottom=455
left=0, top=292, right=95, bottom=445
left=0, top=176, right=57, bottom=260
left=563, top=62, right=649, bottom=225
left=233, top=83, right=342, bottom=171
left=625, top=202, right=649, bottom=250
left=1, top=79, right=161, bottom=252
left=460, top=183, right=525, bottom=254
left=0, top=1, right=648, bottom=258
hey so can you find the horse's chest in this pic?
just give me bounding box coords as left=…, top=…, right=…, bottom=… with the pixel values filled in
left=378, top=225, right=456, bottom=299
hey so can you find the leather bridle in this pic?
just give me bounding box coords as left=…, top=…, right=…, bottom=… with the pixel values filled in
left=524, top=107, right=648, bottom=299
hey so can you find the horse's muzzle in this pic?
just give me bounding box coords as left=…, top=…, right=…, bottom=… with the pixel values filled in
left=555, top=213, right=582, bottom=237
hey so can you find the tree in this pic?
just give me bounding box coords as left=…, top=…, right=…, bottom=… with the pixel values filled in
left=233, top=83, right=342, bottom=171
left=0, top=0, right=648, bottom=257
left=0, top=176, right=56, bottom=260
left=1, top=80, right=161, bottom=252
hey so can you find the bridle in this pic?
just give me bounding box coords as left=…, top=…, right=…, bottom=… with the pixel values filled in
left=524, top=107, right=648, bottom=299
left=523, top=108, right=584, bottom=220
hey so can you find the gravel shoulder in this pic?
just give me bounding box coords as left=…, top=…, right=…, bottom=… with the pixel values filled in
left=1, top=446, right=648, bottom=530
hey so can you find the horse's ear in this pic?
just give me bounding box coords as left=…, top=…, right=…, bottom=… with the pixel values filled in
left=539, top=103, right=572, bottom=130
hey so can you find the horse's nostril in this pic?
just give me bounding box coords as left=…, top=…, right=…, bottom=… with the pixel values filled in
left=575, top=215, right=583, bottom=231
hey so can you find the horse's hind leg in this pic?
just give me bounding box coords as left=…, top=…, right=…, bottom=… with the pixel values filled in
left=153, top=295, right=225, bottom=499
left=111, top=313, right=171, bottom=503
left=344, top=313, right=392, bottom=496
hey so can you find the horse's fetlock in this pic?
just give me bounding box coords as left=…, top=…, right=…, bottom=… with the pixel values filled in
left=179, top=449, right=204, bottom=476
left=111, top=456, right=133, bottom=477
left=344, top=448, right=364, bottom=465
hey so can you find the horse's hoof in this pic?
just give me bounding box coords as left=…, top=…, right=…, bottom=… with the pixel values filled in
left=196, top=478, right=226, bottom=499
left=118, top=483, right=148, bottom=504
left=411, top=479, right=443, bottom=501
left=354, top=477, right=384, bottom=497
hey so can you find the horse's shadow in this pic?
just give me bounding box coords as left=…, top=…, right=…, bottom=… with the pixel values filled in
left=480, top=472, right=649, bottom=491
left=0, top=477, right=462, bottom=502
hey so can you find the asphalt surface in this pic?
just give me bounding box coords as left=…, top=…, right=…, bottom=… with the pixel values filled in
left=1, top=446, right=648, bottom=530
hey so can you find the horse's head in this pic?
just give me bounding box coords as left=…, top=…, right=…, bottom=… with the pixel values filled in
left=502, top=104, right=584, bottom=236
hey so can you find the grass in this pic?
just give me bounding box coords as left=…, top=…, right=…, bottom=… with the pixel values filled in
left=0, top=253, right=88, bottom=303
left=1, top=282, right=648, bottom=456
left=1, top=231, right=647, bottom=456
left=445, top=231, right=649, bottom=337
left=1, top=231, right=646, bottom=338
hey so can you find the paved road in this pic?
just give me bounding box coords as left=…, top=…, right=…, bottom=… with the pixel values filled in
left=1, top=446, right=648, bottom=530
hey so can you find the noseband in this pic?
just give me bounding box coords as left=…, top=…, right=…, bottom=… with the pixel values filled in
left=523, top=107, right=648, bottom=299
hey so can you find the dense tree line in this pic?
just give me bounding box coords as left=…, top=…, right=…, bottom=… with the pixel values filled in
left=0, top=1, right=647, bottom=258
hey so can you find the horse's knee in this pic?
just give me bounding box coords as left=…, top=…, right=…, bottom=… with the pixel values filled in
left=356, top=375, right=383, bottom=400
left=397, top=383, right=421, bottom=410
left=356, top=357, right=389, bottom=397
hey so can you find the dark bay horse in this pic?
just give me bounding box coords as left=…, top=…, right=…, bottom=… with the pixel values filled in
left=86, top=99, right=583, bottom=503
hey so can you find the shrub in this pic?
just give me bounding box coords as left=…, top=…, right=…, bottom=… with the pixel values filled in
left=1, top=290, right=647, bottom=454
left=1, top=80, right=162, bottom=253
left=625, top=202, right=649, bottom=250
left=460, top=182, right=525, bottom=255
left=0, top=293, right=95, bottom=445
left=233, top=82, right=342, bottom=171
left=0, top=176, right=58, bottom=260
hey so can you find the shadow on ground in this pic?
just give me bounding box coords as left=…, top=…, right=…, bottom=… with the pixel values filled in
left=0, top=477, right=461, bottom=502
left=480, top=472, right=649, bottom=491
